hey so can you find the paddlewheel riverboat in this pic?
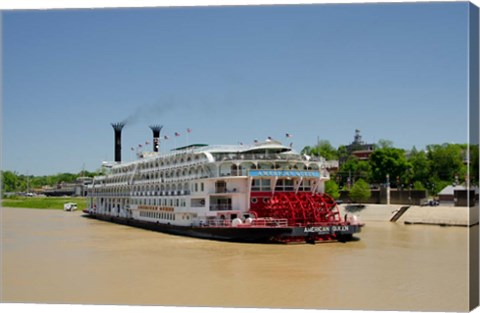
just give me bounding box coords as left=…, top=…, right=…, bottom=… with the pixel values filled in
left=84, top=125, right=363, bottom=244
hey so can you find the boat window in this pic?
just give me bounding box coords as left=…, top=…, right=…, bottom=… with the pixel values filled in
left=252, top=179, right=271, bottom=191
left=215, top=181, right=227, bottom=193
left=275, top=179, right=295, bottom=191
left=300, top=180, right=312, bottom=191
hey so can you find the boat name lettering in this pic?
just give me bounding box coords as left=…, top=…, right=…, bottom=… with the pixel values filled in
left=250, top=170, right=320, bottom=178
left=304, top=225, right=350, bottom=233
left=304, top=226, right=330, bottom=233
left=138, top=205, right=174, bottom=212
left=332, top=225, right=349, bottom=232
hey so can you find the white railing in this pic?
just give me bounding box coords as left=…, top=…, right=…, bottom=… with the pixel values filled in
left=246, top=218, right=289, bottom=227
left=202, top=218, right=288, bottom=228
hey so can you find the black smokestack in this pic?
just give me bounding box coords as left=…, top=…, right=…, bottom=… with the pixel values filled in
left=149, top=125, right=163, bottom=152
left=111, top=122, right=125, bottom=162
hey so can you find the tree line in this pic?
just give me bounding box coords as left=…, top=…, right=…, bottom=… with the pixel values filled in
left=302, top=140, right=479, bottom=196
left=1, top=170, right=101, bottom=194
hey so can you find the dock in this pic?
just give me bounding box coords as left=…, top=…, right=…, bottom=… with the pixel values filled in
left=338, top=204, right=478, bottom=227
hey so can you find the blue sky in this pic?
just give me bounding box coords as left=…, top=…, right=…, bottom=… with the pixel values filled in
left=2, top=2, right=472, bottom=175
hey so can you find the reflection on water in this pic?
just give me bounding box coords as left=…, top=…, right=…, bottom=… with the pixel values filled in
left=1, top=208, right=471, bottom=311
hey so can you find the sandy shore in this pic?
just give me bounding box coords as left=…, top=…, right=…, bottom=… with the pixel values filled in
left=338, top=203, right=479, bottom=226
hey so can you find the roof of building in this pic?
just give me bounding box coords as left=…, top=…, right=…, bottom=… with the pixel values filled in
left=438, top=185, right=479, bottom=195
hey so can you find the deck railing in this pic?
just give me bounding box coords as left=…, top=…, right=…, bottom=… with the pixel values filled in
left=203, top=218, right=288, bottom=227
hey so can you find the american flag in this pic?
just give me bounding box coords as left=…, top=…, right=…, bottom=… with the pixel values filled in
left=286, top=133, right=293, bottom=138
left=175, top=132, right=181, bottom=137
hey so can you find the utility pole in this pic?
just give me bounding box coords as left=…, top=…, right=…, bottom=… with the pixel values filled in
left=386, top=174, right=391, bottom=205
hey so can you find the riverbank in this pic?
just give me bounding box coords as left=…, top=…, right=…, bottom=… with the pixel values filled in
left=338, top=203, right=479, bottom=227
left=1, top=197, right=87, bottom=210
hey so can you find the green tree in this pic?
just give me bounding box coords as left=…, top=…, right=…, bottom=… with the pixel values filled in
left=31, top=176, right=49, bottom=188
left=81, top=170, right=101, bottom=178
left=301, top=140, right=338, bottom=160
left=337, top=145, right=349, bottom=161
left=369, top=147, right=412, bottom=187
left=426, top=144, right=467, bottom=189
left=325, top=180, right=340, bottom=199
left=337, top=157, right=372, bottom=188
left=1, top=170, right=101, bottom=195
left=1, top=171, right=19, bottom=193
left=349, top=179, right=371, bottom=202
left=316, top=140, right=338, bottom=160
left=409, top=147, right=430, bottom=185
left=301, top=145, right=315, bottom=156
left=413, top=181, right=426, bottom=190
left=377, top=139, right=394, bottom=149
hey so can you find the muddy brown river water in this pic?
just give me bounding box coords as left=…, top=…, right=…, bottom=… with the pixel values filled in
left=1, top=208, right=475, bottom=311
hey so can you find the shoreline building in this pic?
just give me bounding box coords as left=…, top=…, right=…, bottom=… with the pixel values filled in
left=339, top=129, right=376, bottom=167
left=345, top=129, right=375, bottom=161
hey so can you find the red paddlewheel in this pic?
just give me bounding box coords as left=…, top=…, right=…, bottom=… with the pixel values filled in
left=249, top=192, right=342, bottom=226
